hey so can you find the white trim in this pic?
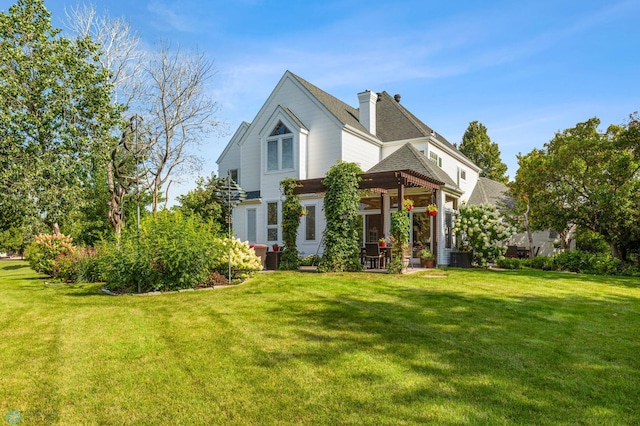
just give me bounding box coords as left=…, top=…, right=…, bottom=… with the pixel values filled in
left=216, top=121, right=250, bottom=164
left=303, top=202, right=318, bottom=242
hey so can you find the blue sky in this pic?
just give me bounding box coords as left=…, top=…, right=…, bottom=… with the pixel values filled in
left=5, top=0, right=640, bottom=201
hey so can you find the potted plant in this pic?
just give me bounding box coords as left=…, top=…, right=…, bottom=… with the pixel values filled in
left=299, top=209, right=308, bottom=218
left=378, top=238, right=386, bottom=248
left=419, top=248, right=436, bottom=268
left=272, top=243, right=280, bottom=252
left=427, top=203, right=438, bottom=216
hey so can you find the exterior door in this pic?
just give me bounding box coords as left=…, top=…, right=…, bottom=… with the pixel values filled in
left=411, top=211, right=431, bottom=260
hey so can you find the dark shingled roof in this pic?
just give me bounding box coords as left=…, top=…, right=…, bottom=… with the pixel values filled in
left=367, top=143, right=458, bottom=190
left=468, top=177, right=515, bottom=209
left=289, top=72, right=471, bottom=165
left=290, top=73, right=366, bottom=133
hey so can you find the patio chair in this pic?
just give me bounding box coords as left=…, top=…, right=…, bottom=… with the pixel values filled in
left=505, top=245, right=518, bottom=258
left=364, top=242, right=385, bottom=269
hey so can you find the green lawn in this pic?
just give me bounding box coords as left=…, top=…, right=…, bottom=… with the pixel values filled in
left=1, top=260, right=639, bottom=425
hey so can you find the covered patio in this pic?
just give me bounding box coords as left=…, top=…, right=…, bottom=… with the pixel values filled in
left=294, top=169, right=444, bottom=267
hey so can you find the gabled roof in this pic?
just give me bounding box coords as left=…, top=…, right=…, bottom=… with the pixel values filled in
left=468, top=177, right=515, bottom=209
left=290, top=72, right=473, bottom=165
left=367, top=143, right=459, bottom=191
left=290, top=72, right=367, bottom=133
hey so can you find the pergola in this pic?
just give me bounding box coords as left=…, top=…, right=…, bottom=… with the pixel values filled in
left=294, top=169, right=444, bottom=261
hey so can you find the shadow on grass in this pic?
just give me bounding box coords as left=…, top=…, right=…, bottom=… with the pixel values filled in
left=257, top=275, right=639, bottom=424
left=2, top=264, right=29, bottom=271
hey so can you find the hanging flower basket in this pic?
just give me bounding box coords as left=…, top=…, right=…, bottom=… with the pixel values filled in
left=299, top=209, right=308, bottom=218
left=403, top=199, right=414, bottom=212
left=427, top=204, right=438, bottom=216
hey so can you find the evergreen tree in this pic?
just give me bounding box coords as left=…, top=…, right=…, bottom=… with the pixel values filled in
left=459, top=121, right=509, bottom=184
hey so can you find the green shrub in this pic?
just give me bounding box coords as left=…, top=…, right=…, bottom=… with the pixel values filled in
left=553, top=250, right=626, bottom=275
left=75, top=247, right=101, bottom=283
left=576, top=228, right=610, bottom=254
left=98, top=211, right=261, bottom=293
left=25, top=234, right=76, bottom=277
left=99, top=212, right=219, bottom=292
left=524, top=255, right=553, bottom=270
left=553, top=250, right=594, bottom=273
left=496, top=257, right=523, bottom=269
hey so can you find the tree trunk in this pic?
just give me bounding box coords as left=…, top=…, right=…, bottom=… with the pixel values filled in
left=524, top=202, right=534, bottom=259
left=51, top=223, right=61, bottom=235
left=608, top=241, right=624, bottom=261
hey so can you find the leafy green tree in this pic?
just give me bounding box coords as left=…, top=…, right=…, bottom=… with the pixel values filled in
left=318, top=161, right=363, bottom=272
left=513, top=115, right=640, bottom=260
left=0, top=0, right=120, bottom=234
left=459, top=121, right=509, bottom=184
left=174, top=172, right=226, bottom=234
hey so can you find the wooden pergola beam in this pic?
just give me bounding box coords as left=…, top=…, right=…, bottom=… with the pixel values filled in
left=293, top=169, right=442, bottom=195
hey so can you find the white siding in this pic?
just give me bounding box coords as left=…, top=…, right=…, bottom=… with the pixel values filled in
left=341, top=131, right=380, bottom=171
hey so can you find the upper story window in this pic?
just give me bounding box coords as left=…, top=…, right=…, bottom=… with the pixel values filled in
left=229, top=169, right=239, bottom=184
left=266, top=121, right=294, bottom=172
left=429, top=151, right=442, bottom=168
left=457, top=167, right=466, bottom=185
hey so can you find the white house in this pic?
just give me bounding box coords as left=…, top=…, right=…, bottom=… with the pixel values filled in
left=216, top=71, right=483, bottom=266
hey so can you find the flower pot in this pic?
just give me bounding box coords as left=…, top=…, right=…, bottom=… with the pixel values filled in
left=420, top=258, right=436, bottom=268
left=428, top=210, right=437, bottom=217
left=379, top=241, right=386, bottom=248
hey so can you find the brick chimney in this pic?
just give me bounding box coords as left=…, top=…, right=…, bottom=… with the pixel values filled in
left=357, top=90, right=377, bottom=135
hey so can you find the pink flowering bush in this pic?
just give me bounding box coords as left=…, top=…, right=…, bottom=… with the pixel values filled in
left=25, top=234, right=76, bottom=277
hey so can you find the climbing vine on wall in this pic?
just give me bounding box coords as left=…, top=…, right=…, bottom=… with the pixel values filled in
left=317, top=161, right=363, bottom=272
left=279, top=178, right=302, bottom=270
left=388, top=208, right=411, bottom=274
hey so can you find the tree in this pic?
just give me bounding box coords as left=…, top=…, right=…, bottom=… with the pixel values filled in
left=142, top=43, right=220, bottom=211
left=174, top=172, right=226, bottom=233
left=64, top=4, right=147, bottom=238
left=64, top=7, right=221, bottom=214
left=512, top=115, right=640, bottom=260
left=0, top=0, right=120, bottom=234
left=459, top=121, right=509, bottom=184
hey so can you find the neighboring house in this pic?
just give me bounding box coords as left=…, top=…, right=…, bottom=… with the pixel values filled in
left=468, top=176, right=569, bottom=257
left=217, top=71, right=484, bottom=265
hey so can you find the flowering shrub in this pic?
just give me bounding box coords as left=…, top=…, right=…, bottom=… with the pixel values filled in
left=209, top=237, right=263, bottom=281
left=25, top=234, right=76, bottom=277
left=453, top=203, right=515, bottom=266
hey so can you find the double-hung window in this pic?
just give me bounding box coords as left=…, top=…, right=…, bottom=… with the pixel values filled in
left=429, top=151, right=443, bottom=168
left=266, top=121, right=294, bottom=172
